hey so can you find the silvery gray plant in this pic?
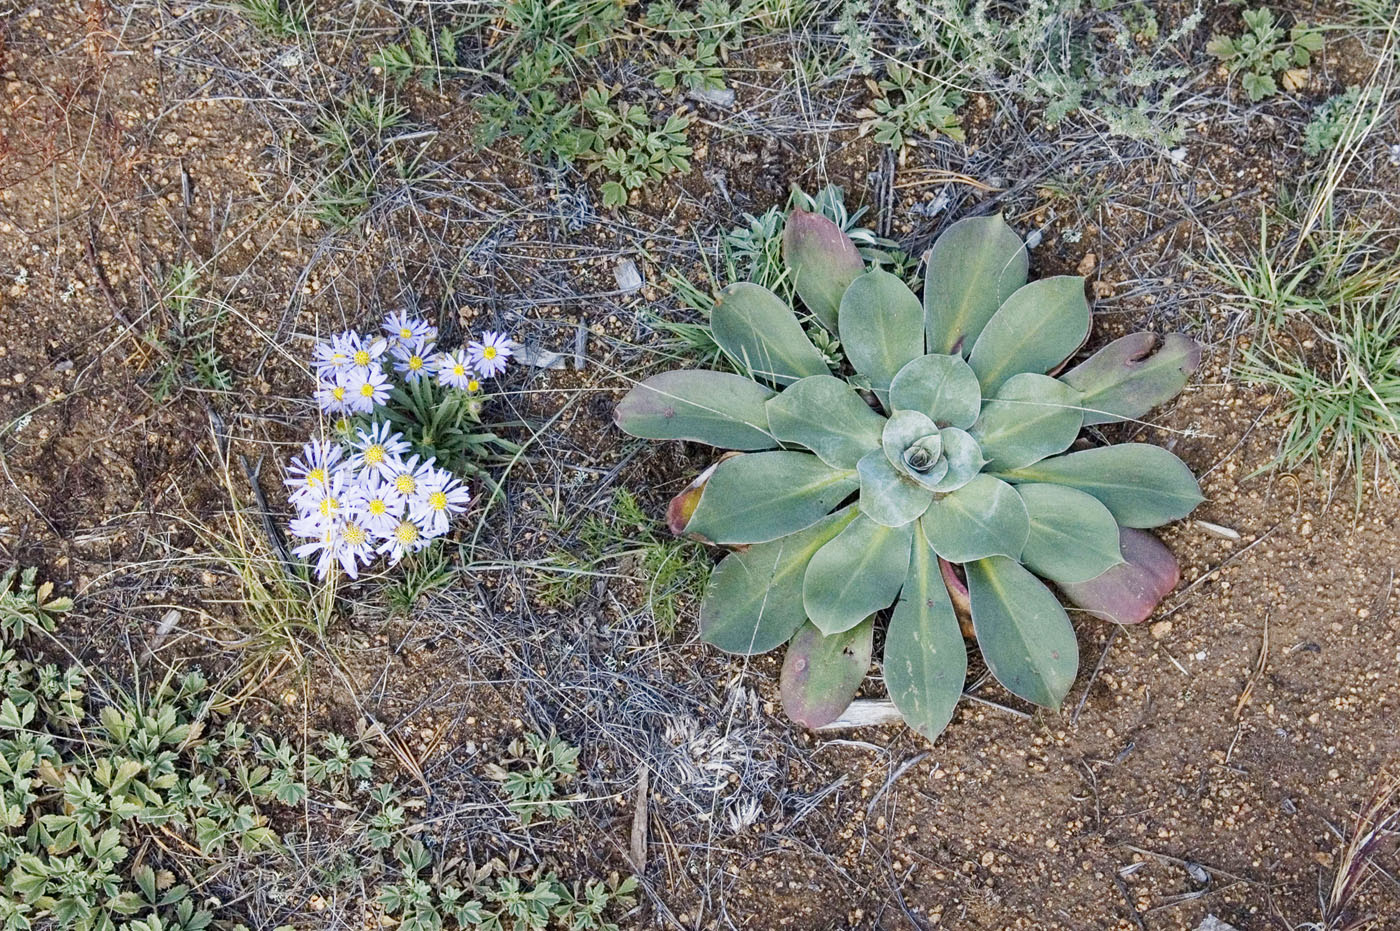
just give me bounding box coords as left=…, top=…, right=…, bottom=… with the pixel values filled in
left=615, top=204, right=1202, bottom=741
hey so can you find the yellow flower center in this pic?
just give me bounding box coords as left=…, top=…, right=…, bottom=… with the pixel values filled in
left=360, top=382, right=376, bottom=397
left=429, top=491, right=448, bottom=511
left=331, top=385, right=345, bottom=401
left=395, top=521, right=419, bottom=544
left=395, top=474, right=416, bottom=495
left=307, top=467, right=326, bottom=487
left=343, top=523, right=367, bottom=546
left=408, top=355, right=423, bottom=371
left=365, top=444, right=385, bottom=464
left=467, top=379, right=480, bottom=392
left=453, top=364, right=466, bottom=377
left=369, top=498, right=386, bottom=515
left=482, top=346, right=497, bottom=361
left=399, top=327, right=413, bottom=339
left=319, top=497, right=339, bottom=517
left=354, top=349, right=371, bottom=366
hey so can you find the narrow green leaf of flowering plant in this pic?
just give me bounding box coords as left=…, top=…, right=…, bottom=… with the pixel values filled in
left=803, top=512, right=914, bottom=635
left=837, top=268, right=924, bottom=399
left=684, top=451, right=857, bottom=545
left=927, top=427, right=984, bottom=493
left=922, top=214, right=1029, bottom=355
left=1015, top=483, right=1125, bottom=584
left=782, top=208, right=866, bottom=332
left=711, top=282, right=830, bottom=386
left=886, top=521, right=967, bottom=742
left=995, top=444, right=1202, bottom=529
left=888, top=353, right=982, bottom=428
left=1061, top=332, right=1202, bottom=426
left=780, top=618, right=873, bottom=728
left=972, top=373, right=1084, bottom=472
left=967, top=555, right=1079, bottom=708
left=857, top=450, right=934, bottom=527
left=700, top=507, right=859, bottom=655
left=1059, top=527, right=1180, bottom=625
left=614, top=370, right=777, bottom=450
left=767, top=375, right=886, bottom=470
left=967, top=276, right=1091, bottom=394
left=921, top=475, right=1030, bottom=563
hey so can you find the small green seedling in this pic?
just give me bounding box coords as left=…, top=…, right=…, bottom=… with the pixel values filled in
left=1207, top=6, right=1323, bottom=101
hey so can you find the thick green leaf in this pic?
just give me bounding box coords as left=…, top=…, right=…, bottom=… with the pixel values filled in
left=996, top=444, right=1202, bottom=529
left=1061, top=332, right=1202, bottom=426
left=886, top=521, right=967, bottom=741
left=1015, top=483, right=1125, bottom=584
left=712, top=282, right=829, bottom=386
left=973, top=373, right=1083, bottom=471
left=857, top=450, right=934, bottom=527
left=614, top=370, right=776, bottom=449
left=921, top=475, right=1029, bottom=563
left=685, top=451, right=857, bottom=544
left=782, top=209, right=866, bottom=331
left=780, top=618, right=873, bottom=728
left=967, top=277, right=1091, bottom=394
left=889, top=353, right=982, bottom=428
left=929, top=427, right=984, bottom=492
left=1060, top=527, right=1180, bottom=625
left=767, top=375, right=886, bottom=469
left=923, top=214, right=1029, bottom=354
left=967, top=556, right=1078, bottom=708
left=804, top=513, right=914, bottom=635
left=700, top=508, right=858, bottom=654
left=838, top=269, right=924, bottom=395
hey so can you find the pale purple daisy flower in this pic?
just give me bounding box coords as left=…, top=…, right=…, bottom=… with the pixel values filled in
left=409, top=468, right=471, bottom=537
left=351, top=474, right=404, bottom=537
left=391, top=337, right=437, bottom=382
left=286, top=440, right=345, bottom=506
left=383, top=454, right=437, bottom=508
left=292, top=529, right=338, bottom=579
left=332, top=516, right=376, bottom=579
left=435, top=349, right=475, bottom=390
left=382, top=310, right=436, bottom=346
left=314, top=372, right=353, bottom=415
left=347, top=421, right=409, bottom=479
left=467, top=330, right=515, bottom=379
left=312, top=331, right=359, bottom=377
left=345, top=366, right=391, bottom=414
left=377, top=516, right=432, bottom=565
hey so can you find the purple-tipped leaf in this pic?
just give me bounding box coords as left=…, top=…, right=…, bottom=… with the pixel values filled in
left=1060, top=527, right=1180, bottom=625
left=666, top=461, right=722, bottom=536
left=782, top=208, right=865, bottom=332
left=1062, top=332, right=1202, bottom=426
left=780, top=618, right=873, bottom=728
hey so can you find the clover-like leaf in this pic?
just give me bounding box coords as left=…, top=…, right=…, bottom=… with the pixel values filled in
left=711, top=282, right=829, bottom=386
left=615, top=370, right=776, bottom=449
left=967, top=556, right=1078, bottom=708
left=886, top=521, right=967, bottom=741
left=996, top=444, right=1202, bottom=529
left=1061, top=332, right=1201, bottom=426
left=921, top=475, right=1030, bottom=563
left=923, top=214, right=1029, bottom=355
left=968, top=277, right=1091, bottom=394
left=767, top=375, right=886, bottom=470
left=804, top=513, right=914, bottom=635
left=972, top=373, right=1083, bottom=471
left=1015, top=483, right=1125, bottom=584
left=838, top=268, right=924, bottom=397
left=780, top=618, right=873, bottom=728
left=684, top=451, right=857, bottom=544
left=888, top=353, right=982, bottom=428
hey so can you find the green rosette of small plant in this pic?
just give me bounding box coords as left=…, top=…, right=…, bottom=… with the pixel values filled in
left=615, top=203, right=1204, bottom=741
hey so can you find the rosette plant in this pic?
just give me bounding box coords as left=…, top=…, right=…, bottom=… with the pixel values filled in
left=615, top=205, right=1203, bottom=741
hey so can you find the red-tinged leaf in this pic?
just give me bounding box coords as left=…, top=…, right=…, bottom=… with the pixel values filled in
left=1060, top=527, right=1180, bottom=625
left=782, top=208, right=865, bottom=332
left=780, top=618, right=873, bottom=728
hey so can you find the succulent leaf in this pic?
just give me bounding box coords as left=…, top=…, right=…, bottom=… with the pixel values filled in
left=766, top=374, right=886, bottom=470
left=927, top=427, right=984, bottom=492
left=1015, top=483, right=1125, bottom=584
left=700, top=507, right=858, bottom=654
left=1062, top=332, right=1202, bottom=426
left=684, top=451, right=858, bottom=544
left=967, top=556, right=1079, bottom=708
left=782, top=208, right=866, bottom=331
left=996, top=444, right=1202, bottom=529
left=882, top=410, right=940, bottom=472
left=857, top=450, right=935, bottom=526
left=920, top=475, right=1030, bottom=563
left=885, top=522, right=967, bottom=742
left=780, top=618, right=874, bottom=728
left=889, top=353, right=982, bottom=428
left=711, top=282, right=829, bottom=386
left=968, top=276, right=1092, bottom=394
left=803, top=513, right=914, bottom=636
left=837, top=269, right=925, bottom=398
left=973, top=373, right=1084, bottom=471
left=614, top=370, right=777, bottom=449
left=923, top=214, right=1030, bottom=355
left=1059, top=527, right=1180, bottom=625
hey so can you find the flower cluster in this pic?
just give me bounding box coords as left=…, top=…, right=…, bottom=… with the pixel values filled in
left=312, top=311, right=516, bottom=416
left=284, top=312, right=515, bottom=580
